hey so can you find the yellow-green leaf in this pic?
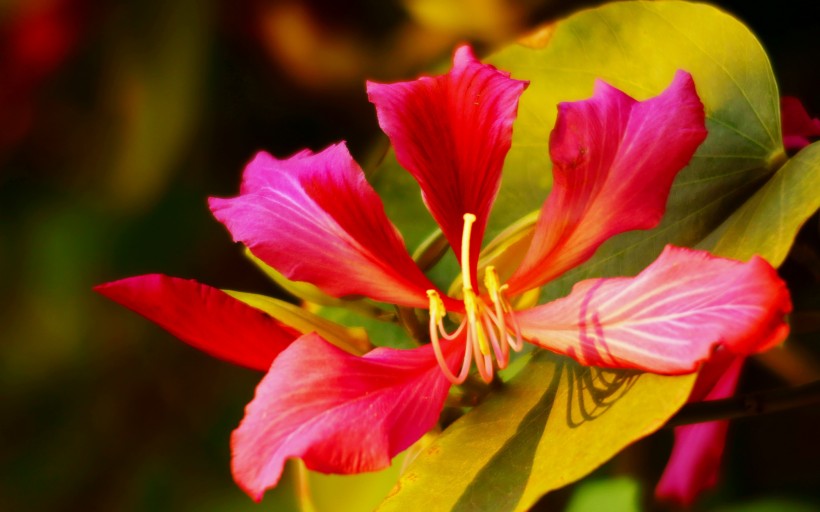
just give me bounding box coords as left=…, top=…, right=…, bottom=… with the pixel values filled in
left=489, top=0, right=784, bottom=301
left=225, top=290, right=371, bottom=355
left=699, top=141, right=820, bottom=265
left=378, top=352, right=695, bottom=512
left=379, top=2, right=787, bottom=509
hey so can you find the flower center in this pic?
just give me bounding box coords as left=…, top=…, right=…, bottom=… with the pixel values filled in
left=427, top=213, right=524, bottom=384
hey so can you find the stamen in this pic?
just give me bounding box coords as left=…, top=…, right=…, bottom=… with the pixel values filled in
left=482, top=313, right=508, bottom=369
left=426, top=213, right=524, bottom=385
left=427, top=289, right=472, bottom=384
left=464, top=289, right=490, bottom=356
left=470, top=324, right=494, bottom=383
left=484, top=265, right=524, bottom=353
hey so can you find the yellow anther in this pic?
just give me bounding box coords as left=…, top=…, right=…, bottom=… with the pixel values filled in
left=426, top=289, right=446, bottom=323
left=463, top=288, right=478, bottom=316
left=484, top=265, right=501, bottom=302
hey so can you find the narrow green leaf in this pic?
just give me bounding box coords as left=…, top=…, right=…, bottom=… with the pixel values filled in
left=378, top=352, right=695, bottom=512
left=314, top=305, right=415, bottom=350
left=699, top=142, right=820, bottom=265
left=225, top=290, right=371, bottom=355
left=244, top=247, right=397, bottom=320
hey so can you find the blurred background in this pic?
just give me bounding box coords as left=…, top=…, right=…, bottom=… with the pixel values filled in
left=1, top=0, right=818, bottom=510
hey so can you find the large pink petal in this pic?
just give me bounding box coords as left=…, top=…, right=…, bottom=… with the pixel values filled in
left=655, top=355, right=745, bottom=506
left=231, top=334, right=459, bottom=501
left=94, top=275, right=297, bottom=371
left=506, top=71, right=707, bottom=295
left=515, top=246, right=791, bottom=374
left=209, top=143, right=441, bottom=309
left=367, top=45, right=528, bottom=277
left=781, top=96, right=820, bottom=151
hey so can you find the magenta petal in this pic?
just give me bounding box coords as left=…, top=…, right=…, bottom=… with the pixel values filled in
left=231, top=334, right=458, bottom=501
left=781, top=96, right=820, bottom=151
left=507, top=71, right=707, bottom=295
left=514, top=246, right=791, bottom=374
left=367, top=45, right=528, bottom=274
left=210, top=143, right=439, bottom=308
left=655, top=355, right=745, bottom=506
left=94, top=275, right=297, bottom=371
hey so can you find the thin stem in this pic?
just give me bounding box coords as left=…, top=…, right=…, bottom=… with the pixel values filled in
left=666, top=380, right=820, bottom=428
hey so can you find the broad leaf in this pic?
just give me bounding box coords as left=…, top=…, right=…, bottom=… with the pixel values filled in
left=377, top=351, right=695, bottom=512
left=565, top=477, right=641, bottom=512
left=371, top=151, right=461, bottom=289
left=304, top=454, right=407, bottom=512
left=699, top=141, right=820, bottom=265
left=379, top=2, right=789, bottom=510
left=489, top=0, right=783, bottom=300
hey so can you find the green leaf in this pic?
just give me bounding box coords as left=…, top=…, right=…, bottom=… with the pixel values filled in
left=243, top=247, right=390, bottom=321
left=304, top=454, right=407, bottom=512
left=378, top=2, right=790, bottom=510
left=371, top=150, right=437, bottom=250
left=371, top=151, right=461, bottom=289
left=378, top=352, right=695, bottom=512
left=699, top=142, right=820, bottom=265
left=224, top=290, right=372, bottom=355
left=565, top=477, right=641, bottom=512
left=314, top=305, right=415, bottom=350
left=488, top=0, right=784, bottom=301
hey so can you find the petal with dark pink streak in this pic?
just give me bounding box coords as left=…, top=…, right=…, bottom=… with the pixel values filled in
left=515, top=246, right=790, bottom=374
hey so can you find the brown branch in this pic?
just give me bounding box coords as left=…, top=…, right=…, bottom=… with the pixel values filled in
left=666, top=380, right=820, bottom=428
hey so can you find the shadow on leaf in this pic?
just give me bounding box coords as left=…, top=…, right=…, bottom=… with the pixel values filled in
left=565, top=363, right=641, bottom=428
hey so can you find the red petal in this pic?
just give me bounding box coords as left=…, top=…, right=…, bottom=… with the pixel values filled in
left=506, top=71, right=707, bottom=294
left=515, top=246, right=791, bottom=374
left=367, top=45, right=528, bottom=276
left=655, top=355, right=745, bottom=506
left=781, top=96, right=820, bottom=151
left=209, top=143, right=439, bottom=308
left=231, top=334, right=458, bottom=501
left=94, top=275, right=297, bottom=371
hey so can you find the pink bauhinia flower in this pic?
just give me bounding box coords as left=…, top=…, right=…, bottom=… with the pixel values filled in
left=655, top=353, right=746, bottom=506
left=781, top=96, right=820, bottom=151
left=95, top=46, right=791, bottom=501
